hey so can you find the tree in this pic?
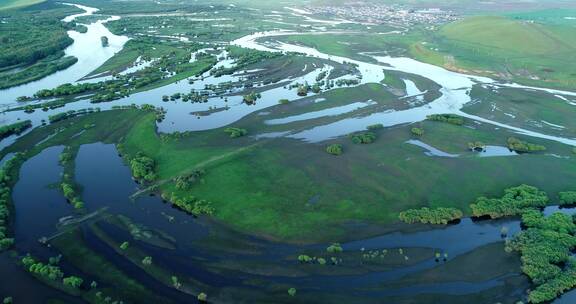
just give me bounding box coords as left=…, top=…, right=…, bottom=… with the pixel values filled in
left=327, top=243, right=343, bottom=253
left=120, top=242, right=129, bottom=250
left=198, top=292, right=207, bottom=302
left=63, top=276, right=84, bottom=288
left=411, top=127, right=424, bottom=136
left=142, top=256, right=153, bottom=266
left=326, top=144, right=343, bottom=156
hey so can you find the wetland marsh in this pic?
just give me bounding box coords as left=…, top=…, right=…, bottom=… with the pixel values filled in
left=1, top=0, right=576, bottom=303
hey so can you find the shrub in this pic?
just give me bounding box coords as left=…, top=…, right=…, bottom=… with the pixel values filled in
left=350, top=132, right=376, bottom=144
left=326, top=144, right=343, bottom=156
left=366, top=124, right=383, bottom=131
left=411, top=127, right=424, bottom=136
left=224, top=127, right=247, bottom=138
left=559, top=192, right=576, bottom=205
left=63, top=276, right=83, bottom=288
left=327, top=243, right=343, bottom=253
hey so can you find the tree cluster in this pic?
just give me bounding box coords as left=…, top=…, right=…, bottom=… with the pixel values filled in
left=399, top=207, right=463, bottom=225
left=174, top=170, right=205, bottom=190
left=350, top=132, right=376, bottom=144
left=426, top=114, right=465, bottom=125
left=470, top=184, right=549, bottom=218
left=129, top=153, right=157, bottom=182
left=0, top=120, right=32, bottom=140
left=507, top=210, right=576, bottom=303
left=507, top=137, right=546, bottom=153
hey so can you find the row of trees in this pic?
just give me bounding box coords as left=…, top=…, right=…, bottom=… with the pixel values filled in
left=399, top=207, right=463, bottom=225
left=161, top=192, right=215, bottom=216
left=48, top=108, right=100, bottom=124
left=426, top=114, right=465, bottom=125
left=21, top=254, right=84, bottom=289
left=507, top=137, right=546, bottom=153
left=0, top=120, right=32, bottom=140
left=0, top=153, right=24, bottom=251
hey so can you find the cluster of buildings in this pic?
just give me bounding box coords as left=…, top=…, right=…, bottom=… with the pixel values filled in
left=304, top=4, right=459, bottom=27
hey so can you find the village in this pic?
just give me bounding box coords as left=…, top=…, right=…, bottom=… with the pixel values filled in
left=305, top=4, right=459, bottom=27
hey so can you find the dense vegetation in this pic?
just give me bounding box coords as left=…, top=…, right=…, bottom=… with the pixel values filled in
left=559, top=192, right=576, bottom=206
left=0, top=56, right=77, bottom=90
left=129, top=152, right=157, bottom=182
left=59, top=146, right=84, bottom=209
left=507, top=137, right=546, bottom=153
left=0, top=120, right=32, bottom=140
left=506, top=210, right=576, bottom=303
left=399, top=207, right=463, bottom=224
left=0, top=154, right=23, bottom=251
left=162, top=192, right=215, bottom=216
left=426, top=114, right=465, bottom=125
left=0, top=3, right=79, bottom=88
left=0, top=13, right=73, bottom=68
left=470, top=185, right=549, bottom=218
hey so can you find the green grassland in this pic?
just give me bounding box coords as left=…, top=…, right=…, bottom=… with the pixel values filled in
left=9, top=97, right=576, bottom=243
left=418, top=16, right=576, bottom=90
left=464, top=86, right=576, bottom=138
